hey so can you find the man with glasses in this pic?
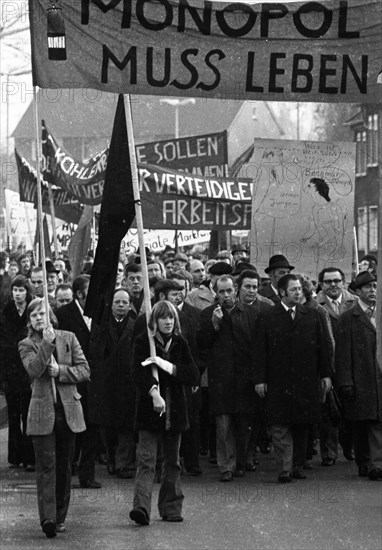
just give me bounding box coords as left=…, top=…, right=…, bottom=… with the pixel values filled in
left=316, top=267, right=358, bottom=467
left=336, top=272, right=382, bottom=480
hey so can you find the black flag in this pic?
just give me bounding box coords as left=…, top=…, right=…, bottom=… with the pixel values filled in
left=84, top=95, right=135, bottom=322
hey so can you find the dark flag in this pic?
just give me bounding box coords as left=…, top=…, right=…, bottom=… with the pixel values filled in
left=84, top=95, right=135, bottom=322
left=229, top=143, right=255, bottom=178
left=34, top=214, right=52, bottom=262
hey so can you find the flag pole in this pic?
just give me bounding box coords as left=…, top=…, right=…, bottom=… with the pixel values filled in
left=47, top=182, right=59, bottom=259
left=123, top=95, right=158, bottom=377
left=33, top=86, right=57, bottom=403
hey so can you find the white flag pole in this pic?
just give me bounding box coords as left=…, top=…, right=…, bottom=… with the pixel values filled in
left=123, top=95, right=159, bottom=382
left=33, top=86, right=57, bottom=403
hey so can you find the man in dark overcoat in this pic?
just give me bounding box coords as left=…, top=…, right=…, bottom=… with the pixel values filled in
left=254, top=274, right=332, bottom=483
left=88, top=288, right=136, bottom=478
left=197, top=275, right=257, bottom=481
left=336, top=271, right=382, bottom=480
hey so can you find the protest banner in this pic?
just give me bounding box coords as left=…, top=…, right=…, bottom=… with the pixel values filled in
left=29, top=0, right=381, bottom=103
left=247, top=138, right=355, bottom=280
left=15, top=149, right=83, bottom=225
left=136, top=131, right=228, bottom=177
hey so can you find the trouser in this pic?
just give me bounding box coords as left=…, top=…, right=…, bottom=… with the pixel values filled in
left=101, top=426, right=136, bottom=470
left=215, top=414, right=236, bottom=474
left=32, top=407, right=76, bottom=525
left=319, top=401, right=338, bottom=461
left=199, top=388, right=216, bottom=455
left=78, top=423, right=99, bottom=483
left=181, top=412, right=201, bottom=470
left=352, top=420, right=382, bottom=471
left=271, top=424, right=310, bottom=473
left=5, top=390, right=34, bottom=466
left=133, top=430, right=184, bottom=519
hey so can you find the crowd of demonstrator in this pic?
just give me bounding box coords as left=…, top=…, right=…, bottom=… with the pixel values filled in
left=0, top=244, right=381, bottom=537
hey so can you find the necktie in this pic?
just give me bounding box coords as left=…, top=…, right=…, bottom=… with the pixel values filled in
left=332, top=300, right=339, bottom=315
left=288, top=308, right=295, bottom=320
left=366, top=306, right=374, bottom=319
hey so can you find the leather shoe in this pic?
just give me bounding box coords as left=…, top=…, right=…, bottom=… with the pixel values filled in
left=321, top=458, right=336, bottom=467
left=130, top=507, right=149, bottom=525
left=162, top=516, right=183, bottom=522
left=245, top=462, right=257, bottom=472
left=24, top=464, right=35, bottom=472
left=292, top=470, right=307, bottom=480
left=42, top=519, right=56, bottom=538
left=208, top=455, right=217, bottom=465
left=115, top=468, right=133, bottom=479
left=56, top=523, right=66, bottom=533
left=343, top=448, right=355, bottom=461
left=368, top=468, right=382, bottom=480
left=234, top=468, right=245, bottom=478
left=358, top=465, right=369, bottom=477
left=278, top=471, right=292, bottom=483
left=107, top=462, right=116, bottom=475
left=220, top=471, right=233, bottom=482
left=186, top=466, right=202, bottom=476
left=79, top=480, right=102, bottom=489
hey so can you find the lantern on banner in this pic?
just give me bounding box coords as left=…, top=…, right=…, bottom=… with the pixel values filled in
left=47, top=2, right=67, bottom=60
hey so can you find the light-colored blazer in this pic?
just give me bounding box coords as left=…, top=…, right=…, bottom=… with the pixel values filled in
left=19, top=330, right=90, bottom=436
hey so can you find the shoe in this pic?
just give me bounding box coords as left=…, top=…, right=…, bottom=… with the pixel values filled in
left=358, top=465, right=369, bottom=477
left=42, top=519, right=56, bottom=538
left=245, top=462, right=257, bottom=472
left=186, top=466, right=202, bottom=476
left=292, top=470, right=307, bottom=480
left=220, top=471, right=233, bottom=482
left=56, top=523, right=66, bottom=533
left=278, top=471, right=292, bottom=483
left=24, top=464, right=35, bottom=472
left=368, top=468, right=382, bottom=481
left=303, top=461, right=313, bottom=470
left=79, top=480, right=102, bottom=489
left=321, top=458, right=336, bottom=467
left=129, top=507, right=150, bottom=525
left=258, top=442, right=271, bottom=454
left=162, top=516, right=183, bottom=522
left=234, top=468, right=245, bottom=478
left=107, top=462, right=116, bottom=475
left=9, top=463, right=20, bottom=469
left=115, top=468, right=133, bottom=479
left=343, top=448, right=355, bottom=461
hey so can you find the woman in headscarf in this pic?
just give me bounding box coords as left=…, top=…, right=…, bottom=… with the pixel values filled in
left=18, top=298, right=90, bottom=538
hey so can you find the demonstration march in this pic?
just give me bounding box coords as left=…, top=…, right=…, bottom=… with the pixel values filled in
left=0, top=1, right=381, bottom=548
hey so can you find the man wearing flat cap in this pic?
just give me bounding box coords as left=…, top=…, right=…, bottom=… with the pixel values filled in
left=173, top=252, right=189, bottom=272
left=186, top=261, right=232, bottom=311
left=258, top=255, right=294, bottom=303
left=336, top=272, right=382, bottom=481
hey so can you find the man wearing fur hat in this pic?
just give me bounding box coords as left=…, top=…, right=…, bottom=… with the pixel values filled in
left=336, top=272, right=382, bottom=480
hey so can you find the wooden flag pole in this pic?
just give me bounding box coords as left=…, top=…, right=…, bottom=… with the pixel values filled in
left=47, top=182, right=59, bottom=259
left=123, top=95, right=158, bottom=379
left=33, top=87, right=57, bottom=403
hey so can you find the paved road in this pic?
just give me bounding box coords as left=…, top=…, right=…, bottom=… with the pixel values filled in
left=0, top=423, right=381, bottom=550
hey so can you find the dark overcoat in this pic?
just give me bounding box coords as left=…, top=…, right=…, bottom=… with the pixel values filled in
left=0, top=301, right=30, bottom=393
left=336, top=303, right=382, bottom=421
left=254, top=302, right=332, bottom=425
left=197, top=301, right=258, bottom=415
left=132, top=332, right=199, bottom=432
left=88, top=314, right=136, bottom=429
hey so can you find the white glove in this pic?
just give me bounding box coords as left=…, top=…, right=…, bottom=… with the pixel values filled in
left=142, top=356, right=174, bottom=375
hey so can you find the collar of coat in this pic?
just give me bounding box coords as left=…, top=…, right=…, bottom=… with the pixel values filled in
left=350, top=302, right=376, bottom=331
left=316, top=288, right=358, bottom=305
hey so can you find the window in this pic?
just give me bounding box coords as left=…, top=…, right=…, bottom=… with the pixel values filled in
left=355, top=130, right=367, bottom=176
left=357, top=207, right=367, bottom=252
left=369, top=206, right=378, bottom=251
left=367, top=114, right=379, bottom=166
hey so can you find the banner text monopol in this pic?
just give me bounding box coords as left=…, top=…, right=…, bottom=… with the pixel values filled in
left=81, top=0, right=359, bottom=40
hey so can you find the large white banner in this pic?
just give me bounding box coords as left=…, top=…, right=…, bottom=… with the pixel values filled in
left=248, top=139, right=355, bottom=280
left=29, top=0, right=382, bottom=103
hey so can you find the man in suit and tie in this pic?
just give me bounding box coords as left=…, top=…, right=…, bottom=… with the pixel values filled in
left=316, top=266, right=358, bottom=465
left=258, top=255, right=294, bottom=303
left=254, top=274, right=332, bottom=483
left=336, top=272, right=382, bottom=480
left=55, top=274, right=102, bottom=489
